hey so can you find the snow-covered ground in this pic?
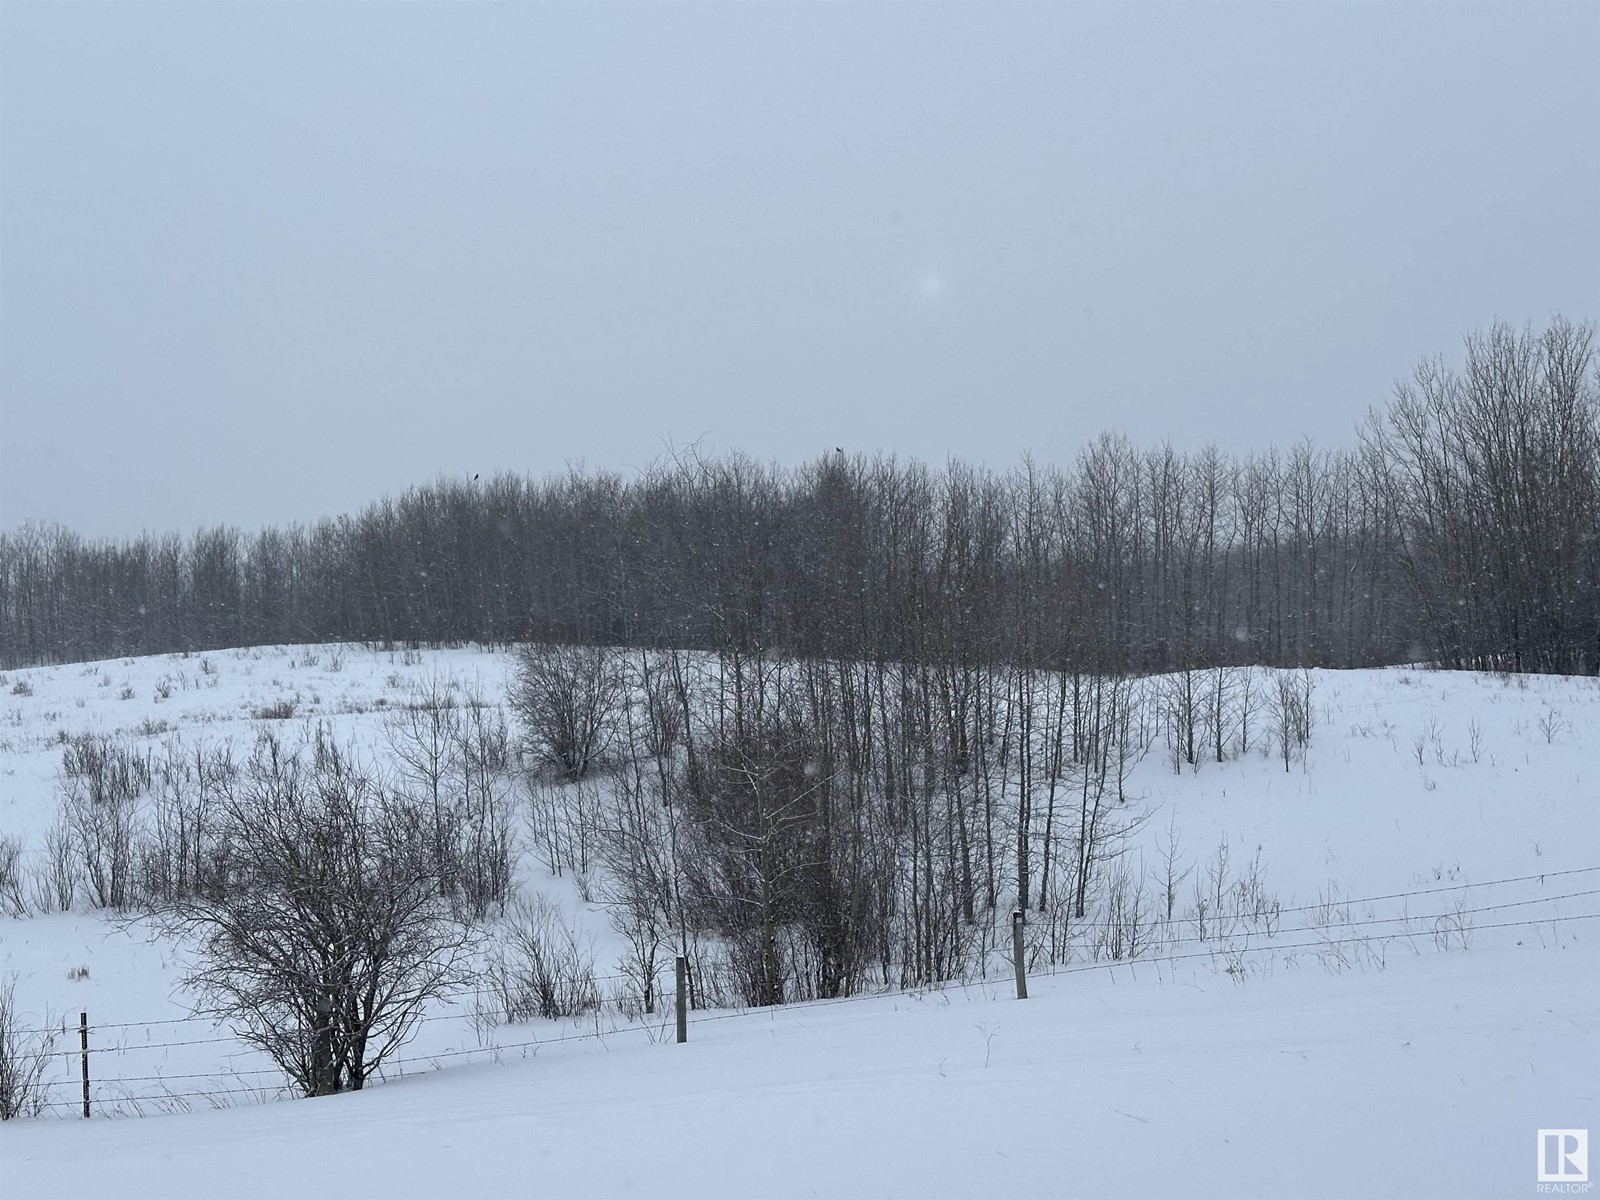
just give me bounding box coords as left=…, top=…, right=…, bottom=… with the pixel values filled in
left=1, top=645, right=1597, bottom=1198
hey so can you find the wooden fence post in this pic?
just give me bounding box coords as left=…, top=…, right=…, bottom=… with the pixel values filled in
left=675, top=955, right=688, bottom=1044
left=1011, top=909, right=1028, bottom=1000
left=79, top=1012, right=90, bottom=1118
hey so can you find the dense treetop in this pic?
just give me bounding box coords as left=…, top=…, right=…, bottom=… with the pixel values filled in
left=3, top=320, right=1595, bottom=676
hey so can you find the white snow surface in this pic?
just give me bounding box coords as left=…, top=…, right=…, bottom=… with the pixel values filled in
left=0, top=644, right=1596, bottom=1198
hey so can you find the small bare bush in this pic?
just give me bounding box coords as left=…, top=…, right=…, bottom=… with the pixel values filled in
left=29, top=819, right=78, bottom=913
left=1092, top=860, right=1152, bottom=962
left=511, top=643, right=624, bottom=781
left=475, top=895, right=599, bottom=1030
left=449, top=703, right=516, bottom=920
left=1269, top=669, right=1316, bottom=772
left=1537, top=708, right=1566, bottom=744
left=635, top=653, right=681, bottom=760
left=0, top=836, right=25, bottom=917
left=59, top=734, right=149, bottom=910
left=385, top=678, right=515, bottom=919
left=525, top=777, right=606, bottom=879
left=0, top=976, right=58, bottom=1120
left=137, top=740, right=234, bottom=905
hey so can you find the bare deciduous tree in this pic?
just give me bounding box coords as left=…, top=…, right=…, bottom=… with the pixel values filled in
left=1269, top=669, right=1316, bottom=773
left=152, top=732, right=477, bottom=1097
left=1364, top=318, right=1599, bottom=675
left=0, top=836, right=25, bottom=918
left=59, top=734, right=148, bottom=910
left=512, top=643, right=625, bottom=780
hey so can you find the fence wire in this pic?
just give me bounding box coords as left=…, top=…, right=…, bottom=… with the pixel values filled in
left=12, top=872, right=1596, bottom=1117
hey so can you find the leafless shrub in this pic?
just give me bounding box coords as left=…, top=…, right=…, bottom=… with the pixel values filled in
left=151, top=732, right=478, bottom=1097
left=511, top=643, right=624, bottom=781
left=680, top=936, right=738, bottom=1012
left=450, top=702, right=517, bottom=920
left=1537, top=707, right=1566, bottom=744
left=137, top=740, right=233, bottom=905
left=385, top=680, right=515, bottom=919
left=1269, top=669, right=1315, bottom=772
left=0, top=976, right=57, bottom=1120
left=475, top=895, right=599, bottom=1031
left=461, top=691, right=511, bottom=772
left=29, top=818, right=78, bottom=913
left=1433, top=900, right=1474, bottom=951
left=59, top=734, right=149, bottom=910
left=1181, top=839, right=1281, bottom=952
left=1231, top=847, right=1280, bottom=932
left=385, top=675, right=464, bottom=886
left=251, top=699, right=297, bottom=721
left=598, top=769, right=678, bottom=1016
left=525, top=776, right=606, bottom=879
left=635, top=653, right=681, bottom=760
left=1092, top=860, right=1151, bottom=961
left=1152, top=816, right=1191, bottom=926
left=0, top=836, right=27, bottom=919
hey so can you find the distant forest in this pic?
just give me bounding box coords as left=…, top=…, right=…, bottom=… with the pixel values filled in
left=3, top=319, right=1596, bottom=676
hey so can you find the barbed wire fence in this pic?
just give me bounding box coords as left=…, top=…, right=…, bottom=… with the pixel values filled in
left=9, top=865, right=1597, bottom=1120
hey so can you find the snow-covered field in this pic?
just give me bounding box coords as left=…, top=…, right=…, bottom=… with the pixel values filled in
left=1, top=645, right=1597, bottom=1198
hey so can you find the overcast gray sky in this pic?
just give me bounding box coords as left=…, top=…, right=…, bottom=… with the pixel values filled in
left=1, top=1, right=1596, bottom=539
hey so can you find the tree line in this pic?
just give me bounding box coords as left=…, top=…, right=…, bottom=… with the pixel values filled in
left=2, top=318, right=1595, bottom=676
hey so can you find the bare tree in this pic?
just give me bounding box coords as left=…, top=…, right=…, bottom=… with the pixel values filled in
left=1071, top=674, right=1144, bottom=919
left=58, top=735, right=148, bottom=910
left=597, top=756, right=678, bottom=1016
left=29, top=817, right=78, bottom=913
left=1364, top=318, right=1599, bottom=674
left=1162, top=666, right=1203, bottom=773
left=1269, top=669, right=1315, bottom=772
left=677, top=714, right=829, bottom=1008
left=152, top=732, right=477, bottom=1097
left=1202, top=665, right=1239, bottom=764
left=0, top=837, right=25, bottom=918
left=1153, top=815, right=1191, bottom=926
left=449, top=697, right=516, bottom=919
left=138, top=739, right=233, bottom=905
left=512, top=643, right=625, bottom=780
left=385, top=674, right=463, bottom=889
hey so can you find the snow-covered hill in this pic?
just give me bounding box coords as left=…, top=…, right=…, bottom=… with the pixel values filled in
left=1, top=645, right=1596, bottom=1198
